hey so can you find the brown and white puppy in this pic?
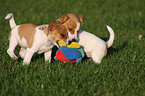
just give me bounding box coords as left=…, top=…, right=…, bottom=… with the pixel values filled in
left=58, top=14, right=115, bottom=64
left=5, top=13, right=68, bottom=65
left=57, top=14, right=84, bottom=42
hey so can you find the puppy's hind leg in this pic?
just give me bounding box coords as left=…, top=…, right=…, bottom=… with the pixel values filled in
left=91, top=51, right=104, bottom=64
left=7, top=37, right=18, bottom=60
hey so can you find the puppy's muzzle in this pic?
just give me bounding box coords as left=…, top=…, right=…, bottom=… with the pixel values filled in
left=69, top=39, right=77, bottom=44
left=56, top=40, right=60, bottom=48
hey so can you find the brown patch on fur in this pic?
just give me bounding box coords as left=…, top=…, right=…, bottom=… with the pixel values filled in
left=104, top=43, right=108, bottom=56
left=39, top=26, right=49, bottom=36
left=44, top=27, right=49, bottom=36
left=61, top=14, right=84, bottom=34
left=106, top=43, right=109, bottom=48
left=8, top=27, right=15, bottom=39
left=39, top=26, right=45, bottom=30
left=104, top=48, right=107, bottom=56
left=8, top=31, right=11, bottom=39
left=63, top=19, right=77, bottom=34
left=48, top=20, right=59, bottom=31
left=59, top=14, right=69, bottom=24
left=18, top=23, right=38, bottom=48
left=68, top=14, right=80, bottom=23
left=48, top=23, right=68, bottom=42
left=79, top=17, right=85, bottom=24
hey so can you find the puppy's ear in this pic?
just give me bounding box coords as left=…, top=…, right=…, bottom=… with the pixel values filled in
left=48, top=24, right=57, bottom=31
left=48, top=21, right=58, bottom=31
left=58, top=14, right=69, bottom=24
left=79, top=17, right=85, bottom=24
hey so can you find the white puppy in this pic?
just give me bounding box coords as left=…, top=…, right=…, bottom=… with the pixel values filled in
left=5, top=13, right=68, bottom=65
left=78, top=26, right=115, bottom=63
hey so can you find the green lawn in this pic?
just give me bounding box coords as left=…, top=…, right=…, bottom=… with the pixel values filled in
left=0, top=0, right=145, bottom=96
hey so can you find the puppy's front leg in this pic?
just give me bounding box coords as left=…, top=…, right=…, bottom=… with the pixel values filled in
left=44, top=50, right=52, bottom=63
left=7, top=37, right=18, bottom=60
left=23, top=48, right=35, bottom=65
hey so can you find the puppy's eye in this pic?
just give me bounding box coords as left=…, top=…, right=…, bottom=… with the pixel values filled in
left=61, top=34, right=65, bottom=37
left=68, top=27, right=73, bottom=31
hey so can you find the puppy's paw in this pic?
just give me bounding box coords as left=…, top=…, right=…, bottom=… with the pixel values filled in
left=12, top=56, right=18, bottom=60
left=23, top=59, right=30, bottom=65
left=45, top=57, right=51, bottom=63
left=19, top=53, right=25, bottom=59
left=23, top=61, right=29, bottom=65
left=94, top=60, right=101, bottom=64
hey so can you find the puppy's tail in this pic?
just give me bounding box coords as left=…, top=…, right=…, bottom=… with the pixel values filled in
left=5, top=13, right=16, bottom=29
left=106, top=25, right=115, bottom=48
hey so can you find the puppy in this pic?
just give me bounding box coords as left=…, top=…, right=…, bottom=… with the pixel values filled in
left=57, top=14, right=84, bottom=42
left=57, top=14, right=115, bottom=63
left=5, top=13, right=68, bottom=65
left=78, top=25, right=115, bottom=63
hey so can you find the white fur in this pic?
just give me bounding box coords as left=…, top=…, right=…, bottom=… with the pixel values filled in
left=5, top=13, right=16, bottom=29
left=68, top=32, right=74, bottom=40
left=78, top=25, right=115, bottom=63
left=106, top=25, right=115, bottom=47
left=35, top=24, right=49, bottom=30
left=19, top=48, right=26, bottom=59
left=75, top=22, right=80, bottom=33
left=44, top=50, right=52, bottom=63
left=74, top=22, right=80, bottom=41
left=7, top=26, right=20, bottom=60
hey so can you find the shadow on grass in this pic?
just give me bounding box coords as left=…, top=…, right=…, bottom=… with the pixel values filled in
left=47, top=40, right=128, bottom=63
left=16, top=45, right=58, bottom=63
left=17, top=53, right=44, bottom=63
left=51, top=46, right=58, bottom=63
left=50, top=46, right=90, bottom=63
left=17, top=40, right=127, bottom=63
left=106, top=41, right=128, bottom=57
left=51, top=46, right=91, bottom=63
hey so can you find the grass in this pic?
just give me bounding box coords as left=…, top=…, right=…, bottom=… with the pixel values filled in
left=0, top=0, right=145, bottom=95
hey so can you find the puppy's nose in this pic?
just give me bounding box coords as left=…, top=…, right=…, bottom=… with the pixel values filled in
left=72, top=39, right=76, bottom=42
left=68, top=39, right=77, bottom=44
